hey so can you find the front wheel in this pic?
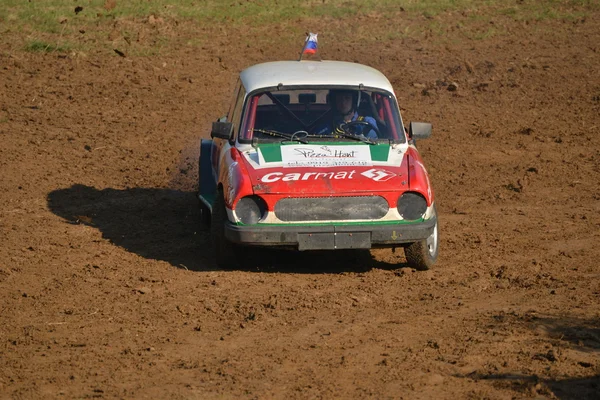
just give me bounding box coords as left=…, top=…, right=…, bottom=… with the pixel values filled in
left=210, top=190, right=239, bottom=269
left=404, top=208, right=439, bottom=270
left=198, top=199, right=211, bottom=229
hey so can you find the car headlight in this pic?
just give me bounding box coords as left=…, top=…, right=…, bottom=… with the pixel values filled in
left=397, top=192, right=427, bottom=220
left=235, top=195, right=267, bottom=224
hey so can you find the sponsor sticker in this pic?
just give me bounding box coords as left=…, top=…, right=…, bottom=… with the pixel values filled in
left=361, top=168, right=396, bottom=182
left=261, top=170, right=356, bottom=183
left=260, top=168, right=397, bottom=183
left=281, top=145, right=372, bottom=167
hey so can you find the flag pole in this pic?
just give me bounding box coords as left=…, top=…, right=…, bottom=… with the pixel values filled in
left=299, top=36, right=309, bottom=61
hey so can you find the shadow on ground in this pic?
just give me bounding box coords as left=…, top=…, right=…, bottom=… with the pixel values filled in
left=456, top=316, right=600, bottom=400
left=535, top=316, right=600, bottom=352
left=47, top=184, right=408, bottom=273
left=48, top=184, right=213, bottom=271
left=462, top=373, right=600, bottom=400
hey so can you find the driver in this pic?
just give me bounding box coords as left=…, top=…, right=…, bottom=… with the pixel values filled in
left=314, top=89, right=378, bottom=139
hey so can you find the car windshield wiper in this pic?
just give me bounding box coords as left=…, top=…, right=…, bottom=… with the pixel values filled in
left=253, top=128, right=379, bottom=145
left=334, top=132, right=378, bottom=145
left=253, top=129, right=310, bottom=144
left=252, top=128, right=308, bottom=143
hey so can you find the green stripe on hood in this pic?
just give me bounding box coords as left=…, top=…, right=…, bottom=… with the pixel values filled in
left=369, top=145, right=389, bottom=162
left=259, top=145, right=283, bottom=163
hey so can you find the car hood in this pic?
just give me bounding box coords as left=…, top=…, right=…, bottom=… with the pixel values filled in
left=239, top=142, right=409, bottom=195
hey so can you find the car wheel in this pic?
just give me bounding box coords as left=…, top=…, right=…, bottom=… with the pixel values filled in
left=211, top=190, right=239, bottom=269
left=404, top=207, right=439, bottom=270
left=198, top=200, right=211, bottom=229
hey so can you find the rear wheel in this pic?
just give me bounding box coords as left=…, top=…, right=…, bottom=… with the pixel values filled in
left=211, top=190, right=239, bottom=269
left=404, top=208, right=439, bottom=270
left=198, top=199, right=211, bottom=229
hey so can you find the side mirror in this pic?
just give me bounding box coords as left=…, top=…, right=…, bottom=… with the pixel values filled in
left=409, top=122, right=432, bottom=140
left=211, top=121, right=233, bottom=140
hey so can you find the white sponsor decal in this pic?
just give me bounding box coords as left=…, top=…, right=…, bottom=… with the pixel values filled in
left=261, top=170, right=356, bottom=183
left=260, top=168, right=399, bottom=183
left=281, top=145, right=372, bottom=167
left=361, top=168, right=396, bottom=182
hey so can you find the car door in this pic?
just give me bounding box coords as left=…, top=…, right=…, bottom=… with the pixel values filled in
left=212, top=81, right=245, bottom=176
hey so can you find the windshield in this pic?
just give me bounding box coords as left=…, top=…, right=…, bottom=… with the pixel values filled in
left=238, top=88, right=406, bottom=144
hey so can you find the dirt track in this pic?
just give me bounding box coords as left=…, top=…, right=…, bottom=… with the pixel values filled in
left=1, top=7, right=599, bottom=399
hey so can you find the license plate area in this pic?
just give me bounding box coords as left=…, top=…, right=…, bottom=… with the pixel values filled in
left=298, top=232, right=371, bottom=251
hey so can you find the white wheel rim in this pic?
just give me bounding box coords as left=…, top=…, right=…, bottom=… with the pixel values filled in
left=426, top=221, right=438, bottom=256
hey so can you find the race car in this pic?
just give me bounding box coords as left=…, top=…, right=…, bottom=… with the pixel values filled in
left=198, top=60, right=438, bottom=270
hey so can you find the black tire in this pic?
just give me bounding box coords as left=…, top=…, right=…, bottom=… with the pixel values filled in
left=198, top=139, right=216, bottom=230
left=210, top=191, right=239, bottom=269
left=198, top=199, right=211, bottom=229
left=404, top=207, right=439, bottom=270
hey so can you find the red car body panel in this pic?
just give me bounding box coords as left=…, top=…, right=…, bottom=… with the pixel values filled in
left=215, top=145, right=435, bottom=213
left=406, top=146, right=434, bottom=206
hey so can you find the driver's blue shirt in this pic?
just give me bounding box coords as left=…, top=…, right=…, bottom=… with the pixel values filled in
left=315, top=112, right=378, bottom=139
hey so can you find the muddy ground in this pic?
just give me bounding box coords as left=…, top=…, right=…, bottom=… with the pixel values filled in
left=1, top=5, right=599, bottom=399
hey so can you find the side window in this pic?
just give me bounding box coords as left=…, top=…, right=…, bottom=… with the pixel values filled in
left=226, top=81, right=241, bottom=122
left=229, top=85, right=246, bottom=138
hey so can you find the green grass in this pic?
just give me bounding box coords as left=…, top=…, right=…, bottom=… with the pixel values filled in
left=498, top=1, right=592, bottom=22
left=2, top=0, right=597, bottom=27
left=1, top=0, right=597, bottom=53
left=24, top=39, right=71, bottom=53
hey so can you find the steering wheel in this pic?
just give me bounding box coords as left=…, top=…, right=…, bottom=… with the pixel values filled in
left=341, top=120, right=380, bottom=136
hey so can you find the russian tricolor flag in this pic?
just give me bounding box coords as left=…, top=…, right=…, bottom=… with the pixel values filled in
left=303, top=33, right=318, bottom=55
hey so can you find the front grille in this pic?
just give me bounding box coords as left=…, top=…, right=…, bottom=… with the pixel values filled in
left=274, top=196, right=389, bottom=222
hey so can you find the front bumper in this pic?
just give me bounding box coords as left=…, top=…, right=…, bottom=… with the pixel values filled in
left=224, top=216, right=436, bottom=251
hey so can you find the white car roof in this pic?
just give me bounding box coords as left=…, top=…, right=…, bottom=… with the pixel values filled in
left=240, top=60, right=395, bottom=95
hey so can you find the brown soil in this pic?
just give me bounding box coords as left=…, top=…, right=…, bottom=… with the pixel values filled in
left=1, top=7, right=599, bottom=399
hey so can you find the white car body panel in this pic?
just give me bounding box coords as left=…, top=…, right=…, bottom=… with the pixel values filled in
left=240, top=61, right=396, bottom=94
